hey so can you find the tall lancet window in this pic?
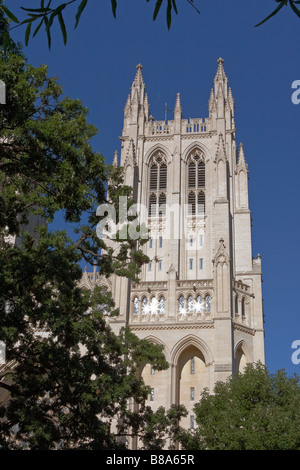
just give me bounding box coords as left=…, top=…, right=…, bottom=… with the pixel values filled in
left=148, top=152, right=167, bottom=217
left=187, top=150, right=206, bottom=216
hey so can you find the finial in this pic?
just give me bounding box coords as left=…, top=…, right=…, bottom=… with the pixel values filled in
left=174, top=92, right=182, bottom=114
left=113, top=150, right=118, bottom=167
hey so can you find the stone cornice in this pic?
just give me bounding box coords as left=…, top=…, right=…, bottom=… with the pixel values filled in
left=130, top=322, right=214, bottom=331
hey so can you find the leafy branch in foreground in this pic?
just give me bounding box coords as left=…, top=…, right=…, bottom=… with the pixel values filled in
left=255, top=0, right=300, bottom=27
left=1, top=0, right=200, bottom=49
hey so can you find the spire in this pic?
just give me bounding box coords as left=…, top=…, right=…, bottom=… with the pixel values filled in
left=174, top=92, right=182, bottom=116
left=215, top=133, right=227, bottom=162
left=237, top=143, right=248, bottom=172
left=113, top=150, right=118, bottom=167
left=131, top=63, right=145, bottom=104
left=214, top=57, right=226, bottom=83
left=214, top=57, right=228, bottom=100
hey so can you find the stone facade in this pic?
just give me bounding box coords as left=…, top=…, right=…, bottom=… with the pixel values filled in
left=82, top=58, right=265, bottom=434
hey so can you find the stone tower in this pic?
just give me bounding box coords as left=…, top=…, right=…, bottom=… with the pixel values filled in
left=84, top=59, right=265, bottom=431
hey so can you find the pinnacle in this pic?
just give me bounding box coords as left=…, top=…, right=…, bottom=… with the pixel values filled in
left=214, top=57, right=227, bottom=83
left=133, top=63, right=145, bottom=88
left=174, top=92, right=182, bottom=114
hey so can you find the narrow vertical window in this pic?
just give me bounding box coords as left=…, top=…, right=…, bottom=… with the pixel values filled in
left=190, top=415, right=195, bottom=429
left=158, top=193, right=166, bottom=217
left=150, top=164, right=158, bottom=190
left=158, top=261, right=162, bottom=271
left=188, top=295, right=194, bottom=313
left=190, top=387, right=195, bottom=401
left=199, top=258, right=203, bottom=270
left=179, top=296, right=185, bottom=313
left=151, top=366, right=155, bottom=375
left=205, top=295, right=211, bottom=313
left=188, top=162, right=196, bottom=188
left=197, top=191, right=205, bottom=215
left=133, top=297, right=139, bottom=315
left=191, top=358, right=195, bottom=374
left=150, top=388, right=154, bottom=401
left=159, top=296, right=165, bottom=314
left=189, top=259, right=193, bottom=270
left=241, top=298, right=245, bottom=317
left=188, top=192, right=196, bottom=215
left=149, top=193, right=157, bottom=217
left=199, top=234, right=203, bottom=246
left=142, top=297, right=148, bottom=314
left=149, top=238, right=153, bottom=249
left=159, top=163, right=167, bottom=189
left=190, top=236, right=193, bottom=247
left=148, top=262, right=152, bottom=272
left=159, top=236, right=163, bottom=248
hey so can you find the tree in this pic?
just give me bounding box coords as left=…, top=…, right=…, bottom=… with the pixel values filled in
left=0, top=24, right=185, bottom=449
left=1, top=0, right=299, bottom=51
left=177, top=362, right=300, bottom=450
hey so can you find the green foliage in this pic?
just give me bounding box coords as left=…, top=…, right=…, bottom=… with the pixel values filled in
left=0, top=35, right=184, bottom=449
left=0, top=0, right=200, bottom=49
left=177, top=362, right=300, bottom=450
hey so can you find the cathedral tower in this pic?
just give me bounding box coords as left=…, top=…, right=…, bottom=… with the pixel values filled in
left=85, top=59, right=265, bottom=432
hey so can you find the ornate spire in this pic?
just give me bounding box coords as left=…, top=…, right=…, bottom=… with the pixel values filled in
left=236, top=143, right=248, bottom=172
left=214, top=57, right=228, bottom=100
left=124, top=139, right=137, bottom=168
left=113, top=150, right=118, bottom=167
left=215, top=133, right=227, bottom=162
left=214, top=57, right=227, bottom=83
left=174, top=92, right=182, bottom=116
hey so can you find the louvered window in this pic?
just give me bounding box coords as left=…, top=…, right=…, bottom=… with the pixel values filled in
left=197, top=192, right=205, bottom=215
left=198, top=161, right=205, bottom=188
left=187, top=152, right=206, bottom=216
left=148, top=153, right=167, bottom=218
left=158, top=193, right=166, bottom=217
left=159, top=164, right=167, bottom=189
left=149, top=193, right=157, bottom=217
left=150, top=164, right=158, bottom=189
left=188, top=162, right=196, bottom=188
left=188, top=192, right=196, bottom=215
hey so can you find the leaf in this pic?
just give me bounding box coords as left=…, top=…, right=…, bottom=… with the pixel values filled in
left=33, top=19, right=44, bottom=38
left=2, top=4, right=20, bottom=23
left=44, top=16, right=52, bottom=49
left=75, top=0, right=88, bottom=29
left=58, top=11, right=67, bottom=45
left=111, top=0, right=117, bottom=19
left=166, top=0, right=172, bottom=29
left=255, top=1, right=286, bottom=27
left=153, top=0, right=163, bottom=21
left=290, top=0, right=300, bottom=17
left=172, top=0, right=178, bottom=15
left=25, top=21, right=32, bottom=46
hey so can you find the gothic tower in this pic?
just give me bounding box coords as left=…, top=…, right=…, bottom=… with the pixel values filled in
left=85, top=59, right=265, bottom=432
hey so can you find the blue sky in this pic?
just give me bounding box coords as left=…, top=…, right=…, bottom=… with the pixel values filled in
left=7, top=0, right=300, bottom=378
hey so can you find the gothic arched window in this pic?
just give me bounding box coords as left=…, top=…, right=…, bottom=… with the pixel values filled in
left=178, top=295, right=185, bottom=313
left=133, top=297, right=139, bottom=315
left=159, top=296, right=165, bottom=315
left=187, top=150, right=205, bottom=216
left=142, top=296, right=148, bottom=314
left=205, top=295, right=211, bottom=313
left=187, top=295, right=194, bottom=313
left=149, top=152, right=167, bottom=217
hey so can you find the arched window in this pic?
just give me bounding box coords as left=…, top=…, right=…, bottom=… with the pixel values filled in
left=133, top=297, right=139, bottom=315
left=205, top=295, right=211, bottom=313
left=149, top=152, right=167, bottom=218
left=187, top=295, right=194, bottom=313
left=159, top=296, right=165, bottom=315
left=195, top=295, right=202, bottom=313
left=187, top=150, right=206, bottom=216
left=241, top=298, right=245, bottom=317
left=142, top=296, right=148, bottom=314
left=178, top=295, right=185, bottom=313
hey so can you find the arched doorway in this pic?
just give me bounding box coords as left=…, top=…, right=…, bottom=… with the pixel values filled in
left=176, top=345, right=206, bottom=430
